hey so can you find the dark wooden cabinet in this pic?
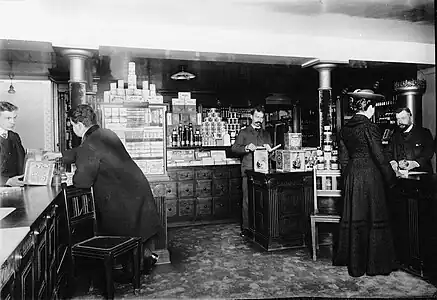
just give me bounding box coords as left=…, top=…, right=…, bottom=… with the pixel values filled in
left=150, top=165, right=241, bottom=227
left=390, top=175, right=437, bottom=282
left=246, top=171, right=313, bottom=251
left=1, top=191, right=69, bottom=300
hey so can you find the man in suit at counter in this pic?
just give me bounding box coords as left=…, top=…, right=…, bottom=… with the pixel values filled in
left=45, top=104, right=161, bottom=274
left=231, top=105, right=273, bottom=238
left=387, top=107, right=434, bottom=173
left=0, top=101, right=25, bottom=187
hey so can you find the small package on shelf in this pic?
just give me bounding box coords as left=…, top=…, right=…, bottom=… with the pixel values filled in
left=142, top=81, right=149, bottom=90
left=149, top=95, right=163, bottom=104
left=110, top=82, right=117, bottom=90
left=128, top=62, right=135, bottom=74
left=117, top=80, right=124, bottom=89
left=103, top=91, right=110, bottom=103
left=185, top=99, right=197, bottom=113
left=178, top=92, right=191, bottom=101
left=142, top=90, right=150, bottom=98
left=172, top=98, right=185, bottom=113
left=128, top=74, right=137, bottom=89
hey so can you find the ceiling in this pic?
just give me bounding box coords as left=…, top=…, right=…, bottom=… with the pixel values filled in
left=251, top=0, right=434, bottom=24
left=0, top=0, right=433, bottom=80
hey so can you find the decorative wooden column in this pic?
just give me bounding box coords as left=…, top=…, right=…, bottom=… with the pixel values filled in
left=394, top=79, right=426, bottom=127
left=60, top=49, right=93, bottom=109
left=313, top=63, right=336, bottom=147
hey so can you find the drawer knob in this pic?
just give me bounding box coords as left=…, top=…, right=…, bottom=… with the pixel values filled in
left=203, top=188, right=207, bottom=191
left=204, top=205, right=207, bottom=208
left=185, top=189, right=190, bottom=192
left=167, top=189, right=172, bottom=193
left=168, top=208, right=172, bottom=211
left=220, top=204, right=224, bottom=207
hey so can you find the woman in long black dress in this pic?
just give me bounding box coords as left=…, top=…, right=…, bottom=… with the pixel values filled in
left=334, top=89, right=397, bottom=277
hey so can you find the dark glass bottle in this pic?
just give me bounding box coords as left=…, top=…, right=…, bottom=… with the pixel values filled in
left=188, top=123, right=194, bottom=147
left=183, top=125, right=188, bottom=147
left=171, top=128, right=178, bottom=147
left=178, top=125, right=183, bottom=147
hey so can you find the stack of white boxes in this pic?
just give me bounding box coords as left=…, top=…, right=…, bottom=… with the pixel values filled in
left=103, top=61, right=163, bottom=104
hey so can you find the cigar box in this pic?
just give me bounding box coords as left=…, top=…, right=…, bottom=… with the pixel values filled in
left=253, top=148, right=269, bottom=173
left=276, top=150, right=305, bottom=172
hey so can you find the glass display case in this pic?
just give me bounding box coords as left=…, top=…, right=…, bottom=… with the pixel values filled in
left=99, top=103, right=167, bottom=176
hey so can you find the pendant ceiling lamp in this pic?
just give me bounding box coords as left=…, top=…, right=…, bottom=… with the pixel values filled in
left=171, top=67, right=196, bottom=81
left=8, top=73, right=15, bottom=94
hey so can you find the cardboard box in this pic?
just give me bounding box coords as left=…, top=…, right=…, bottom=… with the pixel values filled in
left=303, top=147, right=318, bottom=171
left=172, top=98, right=185, bottom=113
left=149, top=95, right=163, bottom=104
left=284, top=133, right=302, bottom=150
left=253, top=148, right=269, bottom=173
left=125, top=95, right=143, bottom=102
left=117, top=80, right=124, bottom=89
left=171, top=113, right=180, bottom=125
left=178, top=92, right=191, bottom=101
left=276, top=150, right=305, bottom=172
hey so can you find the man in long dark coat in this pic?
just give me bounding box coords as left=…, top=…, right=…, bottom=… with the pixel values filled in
left=54, top=104, right=161, bottom=269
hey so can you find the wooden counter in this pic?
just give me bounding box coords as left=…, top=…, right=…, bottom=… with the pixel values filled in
left=390, top=173, right=437, bottom=283
left=0, top=186, right=65, bottom=299
left=246, top=170, right=314, bottom=251
left=0, top=185, right=169, bottom=299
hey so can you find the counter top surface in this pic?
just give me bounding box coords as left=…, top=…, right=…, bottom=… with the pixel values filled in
left=0, top=186, right=61, bottom=268
left=0, top=227, right=30, bottom=265
left=0, top=186, right=61, bottom=229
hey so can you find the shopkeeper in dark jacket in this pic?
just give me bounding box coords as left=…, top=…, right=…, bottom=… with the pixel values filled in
left=0, top=101, right=25, bottom=187
left=45, top=104, right=162, bottom=272
left=386, top=107, right=434, bottom=173
left=231, top=105, right=273, bottom=238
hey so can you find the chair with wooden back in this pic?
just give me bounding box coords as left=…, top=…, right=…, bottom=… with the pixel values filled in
left=61, top=183, right=142, bottom=299
left=310, top=169, right=342, bottom=261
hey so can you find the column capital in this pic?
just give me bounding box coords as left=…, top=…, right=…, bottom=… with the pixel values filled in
left=60, top=49, right=94, bottom=60
left=313, top=63, right=337, bottom=72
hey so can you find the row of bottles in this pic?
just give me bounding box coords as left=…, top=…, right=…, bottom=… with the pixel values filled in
left=171, top=123, right=202, bottom=147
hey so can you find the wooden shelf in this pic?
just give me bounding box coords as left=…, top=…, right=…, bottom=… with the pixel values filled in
left=167, top=146, right=231, bottom=150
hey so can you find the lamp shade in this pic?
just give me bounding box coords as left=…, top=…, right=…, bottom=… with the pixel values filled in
left=171, top=70, right=196, bottom=80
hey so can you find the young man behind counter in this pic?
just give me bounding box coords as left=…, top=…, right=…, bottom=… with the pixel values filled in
left=0, top=101, right=25, bottom=187
left=231, top=105, right=274, bottom=238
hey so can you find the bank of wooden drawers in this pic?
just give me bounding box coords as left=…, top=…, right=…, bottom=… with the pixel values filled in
left=195, top=180, right=212, bottom=197
left=164, top=165, right=241, bottom=225
left=178, top=182, right=194, bottom=198
left=197, top=198, right=212, bottom=216
left=213, top=179, right=228, bottom=196
left=195, top=169, right=213, bottom=180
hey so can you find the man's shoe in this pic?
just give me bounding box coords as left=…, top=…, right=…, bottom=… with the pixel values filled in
left=142, top=253, right=159, bottom=275
left=240, top=229, right=251, bottom=239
